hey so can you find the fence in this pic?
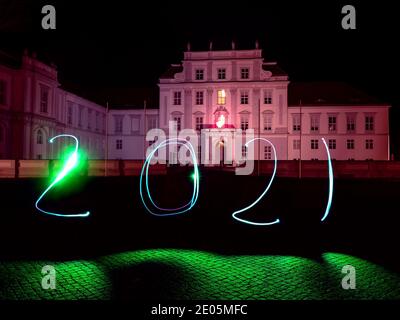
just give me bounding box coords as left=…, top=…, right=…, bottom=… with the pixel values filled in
left=0, top=159, right=399, bottom=179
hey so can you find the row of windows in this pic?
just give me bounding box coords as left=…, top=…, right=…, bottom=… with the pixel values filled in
left=67, top=103, right=105, bottom=132
left=169, top=113, right=377, bottom=135
left=170, top=115, right=270, bottom=132
left=293, top=139, right=375, bottom=150
left=241, top=139, right=375, bottom=160
left=173, top=89, right=273, bottom=106
left=114, top=116, right=158, bottom=134
left=194, top=67, right=250, bottom=81
left=168, top=114, right=274, bottom=132
left=292, top=114, right=375, bottom=133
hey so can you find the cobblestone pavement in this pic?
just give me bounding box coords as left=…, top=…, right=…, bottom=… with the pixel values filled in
left=1, top=250, right=399, bottom=300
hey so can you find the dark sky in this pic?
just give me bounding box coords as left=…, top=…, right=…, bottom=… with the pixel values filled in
left=0, top=0, right=399, bottom=108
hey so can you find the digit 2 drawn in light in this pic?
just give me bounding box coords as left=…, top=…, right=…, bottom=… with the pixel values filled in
left=232, top=138, right=280, bottom=226
left=140, top=138, right=200, bottom=216
left=35, top=134, right=90, bottom=218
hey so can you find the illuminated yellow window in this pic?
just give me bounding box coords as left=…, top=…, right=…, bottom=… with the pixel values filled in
left=217, top=89, right=226, bottom=105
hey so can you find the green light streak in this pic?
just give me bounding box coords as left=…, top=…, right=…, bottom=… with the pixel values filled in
left=35, top=134, right=90, bottom=218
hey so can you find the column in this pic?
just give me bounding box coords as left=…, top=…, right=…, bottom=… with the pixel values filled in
left=184, top=89, right=192, bottom=129
left=230, top=89, right=237, bottom=127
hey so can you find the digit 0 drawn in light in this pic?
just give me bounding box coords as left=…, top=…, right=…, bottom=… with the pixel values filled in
left=321, top=137, right=334, bottom=222
left=35, top=134, right=90, bottom=218
left=232, top=138, right=280, bottom=226
left=140, top=138, right=200, bottom=216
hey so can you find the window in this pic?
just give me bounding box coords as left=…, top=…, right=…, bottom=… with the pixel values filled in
left=116, top=139, right=123, bottom=150
left=195, top=91, right=204, bottom=105
left=240, top=117, right=249, bottom=131
left=173, top=116, right=181, bottom=131
left=217, top=68, right=226, bottom=80
left=0, top=80, right=6, bottom=105
left=328, top=116, right=337, bottom=132
left=311, top=139, right=319, bottom=150
left=366, top=139, right=374, bottom=150
left=240, top=91, right=249, bottom=105
left=36, top=130, right=43, bottom=145
left=328, top=139, right=336, bottom=150
left=147, top=116, right=157, bottom=130
left=195, top=117, right=203, bottom=130
left=40, top=85, right=49, bottom=113
left=240, top=68, right=249, bottom=79
left=173, top=91, right=182, bottom=105
left=293, top=139, right=300, bottom=150
left=88, top=109, right=94, bottom=129
left=131, top=116, right=140, bottom=134
left=195, top=69, right=204, bottom=80
left=115, top=117, right=123, bottom=133
left=365, top=116, right=374, bottom=132
left=310, top=115, right=320, bottom=132
left=264, top=90, right=272, bottom=104
left=242, top=145, right=247, bottom=158
left=347, top=115, right=356, bottom=133
left=67, top=104, right=73, bottom=125
left=96, top=112, right=100, bottom=131
left=78, top=106, right=83, bottom=127
left=292, top=114, right=301, bottom=132
left=347, top=139, right=355, bottom=150
left=264, top=146, right=272, bottom=160
left=217, top=90, right=226, bottom=105
left=263, top=115, right=272, bottom=131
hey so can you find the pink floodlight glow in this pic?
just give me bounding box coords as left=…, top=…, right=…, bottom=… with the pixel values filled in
left=216, top=114, right=225, bottom=128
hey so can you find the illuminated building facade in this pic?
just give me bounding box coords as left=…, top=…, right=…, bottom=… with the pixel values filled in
left=156, top=43, right=390, bottom=162
left=0, top=46, right=391, bottom=162
left=0, top=50, right=106, bottom=160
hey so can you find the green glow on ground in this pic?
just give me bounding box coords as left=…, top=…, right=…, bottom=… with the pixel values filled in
left=1, top=250, right=399, bottom=300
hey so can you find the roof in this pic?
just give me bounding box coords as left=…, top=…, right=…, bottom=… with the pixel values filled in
left=58, top=86, right=159, bottom=109
left=262, top=62, right=288, bottom=76
left=159, top=64, right=183, bottom=79
left=288, top=82, right=388, bottom=106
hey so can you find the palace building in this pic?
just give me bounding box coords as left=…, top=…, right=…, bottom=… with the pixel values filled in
left=151, top=44, right=390, bottom=162
left=0, top=50, right=107, bottom=160
left=0, top=45, right=391, bottom=162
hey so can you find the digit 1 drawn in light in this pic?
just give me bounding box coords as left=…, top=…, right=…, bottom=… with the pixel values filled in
left=140, top=138, right=200, bottom=216
left=321, top=137, right=334, bottom=222
left=35, top=134, right=90, bottom=218
left=232, top=138, right=280, bottom=226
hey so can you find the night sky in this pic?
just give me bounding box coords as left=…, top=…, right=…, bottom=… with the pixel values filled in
left=1, top=0, right=399, bottom=142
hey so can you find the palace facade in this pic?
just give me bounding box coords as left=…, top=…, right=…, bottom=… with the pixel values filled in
left=0, top=46, right=391, bottom=162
